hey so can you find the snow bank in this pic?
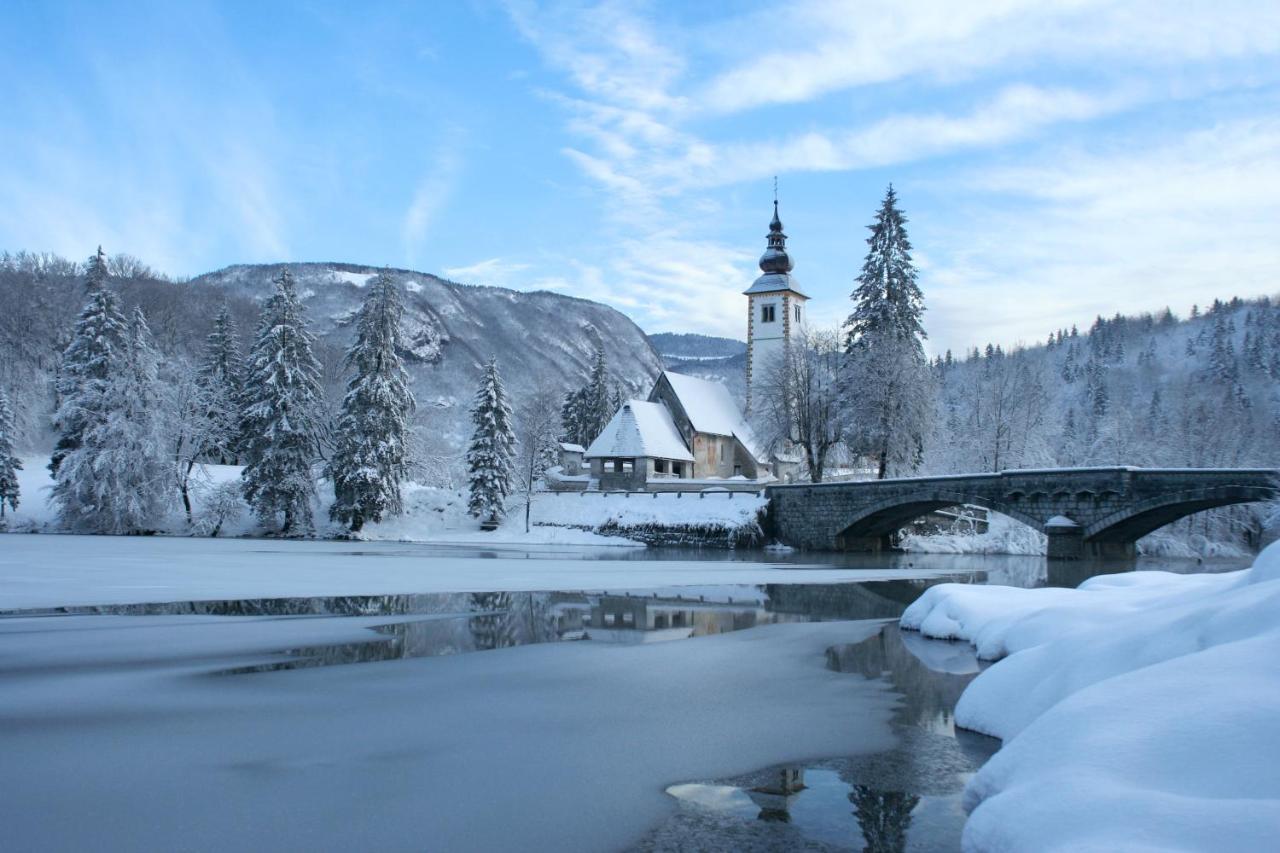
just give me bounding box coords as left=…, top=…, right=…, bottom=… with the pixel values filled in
left=529, top=490, right=766, bottom=532
left=900, top=512, right=1047, bottom=556
left=901, top=545, right=1280, bottom=851
left=358, top=485, right=637, bottom=547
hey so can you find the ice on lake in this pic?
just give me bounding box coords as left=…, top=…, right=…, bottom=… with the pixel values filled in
left=0, top=536, right=1078, bottom=851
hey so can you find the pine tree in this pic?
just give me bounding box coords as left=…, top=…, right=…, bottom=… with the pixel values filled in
left=560, top=344, right=613, bottom=447
left=560, top=387, right=589, bottom=447
left=582, top=345, right=613, bottom=440
left=845, top=185, right=926, bottom=349
left=328, top=270, right=416, bottom=532
left=842, top=185, right=932, bottom=479
left=50, top=246, right=128, bottom=475
left=0, top=388, right=21, bottom=523
left=239, top=269, right=325, bottom=535
left=52, top=309, right=171, bottom=534
left=1209, top=312, right=1237, bottom=382
left=197, top=304, right=244, bottom=465
left=466, top=357, right=515, bottom=525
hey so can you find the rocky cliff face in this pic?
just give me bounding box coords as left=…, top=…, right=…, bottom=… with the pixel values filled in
left=191, top=262, right=666, bottom=451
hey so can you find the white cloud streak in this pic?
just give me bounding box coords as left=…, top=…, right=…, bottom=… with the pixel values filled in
left=503, top=0, right=1280, bottom=343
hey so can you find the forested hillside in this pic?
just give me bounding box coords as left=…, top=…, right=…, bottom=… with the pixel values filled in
left=921, top=298, right=1280, bottom=548
left=0, top=251, right=663, bottom=483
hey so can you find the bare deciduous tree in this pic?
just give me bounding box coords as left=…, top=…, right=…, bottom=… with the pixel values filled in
left=515, top=381, right=563, bottom=532
left=757, top=326, right=845, bottom=483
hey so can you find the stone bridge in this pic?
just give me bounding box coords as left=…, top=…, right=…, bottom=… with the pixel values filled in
left=765, top=467, right=1280, bottom=558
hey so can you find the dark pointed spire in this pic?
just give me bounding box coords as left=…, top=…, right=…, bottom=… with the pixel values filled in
left=759, top=199, right=793, bottom=275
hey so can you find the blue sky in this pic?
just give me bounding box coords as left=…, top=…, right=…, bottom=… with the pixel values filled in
left=2, top=1, right=1278, bottom=354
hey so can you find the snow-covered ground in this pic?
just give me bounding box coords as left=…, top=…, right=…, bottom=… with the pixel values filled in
left=901, top=546, right=1280, bottom=851
left=6, top=457, right=764, bottom=547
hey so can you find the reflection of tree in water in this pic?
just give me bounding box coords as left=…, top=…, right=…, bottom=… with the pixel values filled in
left=469, top=592, right=518, bottom=650
left=850, top=785, right=918, bottom=853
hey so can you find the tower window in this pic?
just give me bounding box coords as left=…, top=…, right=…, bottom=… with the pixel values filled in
left=762, top=305, right=775, bottom=323
left=794, top=304, right=801, bottom=322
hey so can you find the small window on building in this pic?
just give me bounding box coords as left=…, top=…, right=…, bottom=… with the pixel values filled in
left=794, top=304, right=801, bottom=322
left=762, top=304, right=775, bottom=323
left=672, top=462, right=683, bottom=478
left=604, top=613, right=616, bottom=626
left=654, top=459, right=667, bottom=474
left=621, top=459, right=634, bottom=473
left=734, top=465, right=742, bottom=476
left=622, top=611, right=634, bottom=625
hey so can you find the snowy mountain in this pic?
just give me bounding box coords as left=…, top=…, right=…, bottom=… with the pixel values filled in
left=648, top=332, right=745, bottom=360
left=0, top=257, right=664, bottom=472
left=648, top=332, right=748, bottom=402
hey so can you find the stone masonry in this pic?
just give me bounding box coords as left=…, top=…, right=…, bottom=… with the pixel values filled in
left=765, top=467, right=1279, bottom=558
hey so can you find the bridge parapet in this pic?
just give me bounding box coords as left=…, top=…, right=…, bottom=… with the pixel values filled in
left=765, top=467, right=1279, bottom=556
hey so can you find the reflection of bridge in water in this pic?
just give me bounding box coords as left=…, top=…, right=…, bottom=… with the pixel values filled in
left=767, top=467, right=1279, bottom=558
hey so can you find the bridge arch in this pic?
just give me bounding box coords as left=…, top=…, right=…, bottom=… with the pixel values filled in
left=1084, top=485, right=1278, bottom=543
left=833, top=489, right=1044, bottom=548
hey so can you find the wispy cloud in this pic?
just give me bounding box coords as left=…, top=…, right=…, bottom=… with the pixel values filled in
left=697, top=0, right=1280, bottom=114
left=503, top=0, right=1280, bottom=342
left=925, top=116, right=1280, bottom=353
left=401, top=127, right=467, bottom=268
left=443, top=257, right=532, bottom=287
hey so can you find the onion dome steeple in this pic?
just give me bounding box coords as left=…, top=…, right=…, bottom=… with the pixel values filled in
left=759, top=201, right=793, bottom=274
left=743, top=197, right=807, bottom=297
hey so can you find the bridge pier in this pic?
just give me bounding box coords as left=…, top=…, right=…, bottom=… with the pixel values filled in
left=1045, top=516, right=1083, bottom=560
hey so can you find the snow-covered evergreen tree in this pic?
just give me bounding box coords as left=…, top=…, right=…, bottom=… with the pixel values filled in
left=328, top=270, right=416, bottom=532
left=845, top=185, right=926, bottom=348
left=560, top=387, right=589, bottom=447
left=50, top=246, right=128, bottom=475
left=466, top=357, right=515, bottom=525
left=842, top=185, right=933, bottom=479
left=560, top=345, right=613, bottom=446
left=198, top=304, right=244, bottom=465
left=0, top=388, right=20, bottom=523
left=239, top=269, right=325, bottom=535
left=52, top=309, right=171, bottom=534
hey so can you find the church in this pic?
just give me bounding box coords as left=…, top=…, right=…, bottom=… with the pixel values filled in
left=550, top=201, right=808, bottom=492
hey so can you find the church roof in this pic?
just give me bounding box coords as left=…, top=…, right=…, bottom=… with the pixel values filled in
left=744, top=272, right=806, bottom=297
left=743, top=200, right=807, bottom=297
left=659, top=372, right=764, bottom=461
left=584, top=400, right=694, bottom=462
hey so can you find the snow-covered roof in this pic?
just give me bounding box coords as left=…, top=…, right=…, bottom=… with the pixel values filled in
left=559, top=442, right=586, bottom=454
left=743, top=272, right=807, bottom=297
left=660, top=372, right=764, bottom=460
left=584, top=401, right=694, bottom=462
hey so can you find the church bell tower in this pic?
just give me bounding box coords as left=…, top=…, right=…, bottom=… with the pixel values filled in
left=744, top=199, right=808, bottom=414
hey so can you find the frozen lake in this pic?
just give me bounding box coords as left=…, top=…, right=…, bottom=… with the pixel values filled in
left=0, top=536, right=1243, bottom=851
